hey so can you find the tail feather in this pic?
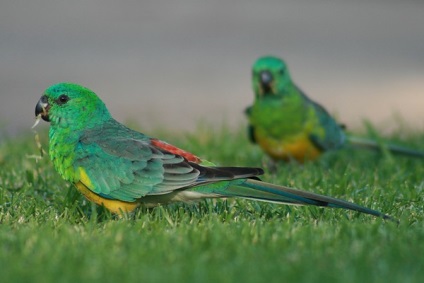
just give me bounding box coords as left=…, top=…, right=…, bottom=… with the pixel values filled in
left=216, top=179, right=395, bottom=221
left=348, top=136, right=424, bottom=159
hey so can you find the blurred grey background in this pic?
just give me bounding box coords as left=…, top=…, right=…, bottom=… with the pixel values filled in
left=1, top=0, right=423, bottom=137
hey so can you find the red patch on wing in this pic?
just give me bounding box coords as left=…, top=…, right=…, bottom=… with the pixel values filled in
left=151, top=139, right=202, bottom=164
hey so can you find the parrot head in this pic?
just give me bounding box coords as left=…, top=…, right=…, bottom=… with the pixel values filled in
left=252, top=56, right=292, bottom=97
left=34, top=82, right=111, bottom=130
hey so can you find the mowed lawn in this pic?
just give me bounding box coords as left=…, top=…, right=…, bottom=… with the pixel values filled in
left=0, top=124, right=423, bottom=283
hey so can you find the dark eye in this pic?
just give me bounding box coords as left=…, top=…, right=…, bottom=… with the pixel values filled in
left=279, top=69, right=284, bottom=75
left=57, top=94, right=70, bottom=105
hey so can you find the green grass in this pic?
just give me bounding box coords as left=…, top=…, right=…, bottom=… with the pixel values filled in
left=0, top=124, right=423, bottom=283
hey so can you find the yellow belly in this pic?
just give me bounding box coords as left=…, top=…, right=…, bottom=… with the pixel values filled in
left=256, top=133, right=322, bottom=162
left=74, top=167, right=140, bottom=214
left=74, top=182, right=139, bottom=214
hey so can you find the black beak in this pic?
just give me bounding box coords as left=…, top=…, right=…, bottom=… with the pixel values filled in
left=259, top=71, right=273, bottom=92
left=35, top=95, right=50, bottom=122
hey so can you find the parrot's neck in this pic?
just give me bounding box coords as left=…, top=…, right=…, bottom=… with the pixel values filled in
left=250, top=94, right=306, bottom=138
left=48, top=126, right=82, bottom=182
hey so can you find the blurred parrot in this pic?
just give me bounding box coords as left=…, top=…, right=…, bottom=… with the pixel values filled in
left=33, top=82, right=393, bottom=220
left=246, top=56, right=424, bottom=162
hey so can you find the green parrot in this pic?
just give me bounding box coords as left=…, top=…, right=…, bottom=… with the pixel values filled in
left=246, top=55, right=424, bottom=162
left=33, top=82, right=393, bottom=220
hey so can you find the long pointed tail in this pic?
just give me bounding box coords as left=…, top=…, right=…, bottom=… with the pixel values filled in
left=212, top=179, right=395, bottom=221
left=347, top=136, right=424, bottom=159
